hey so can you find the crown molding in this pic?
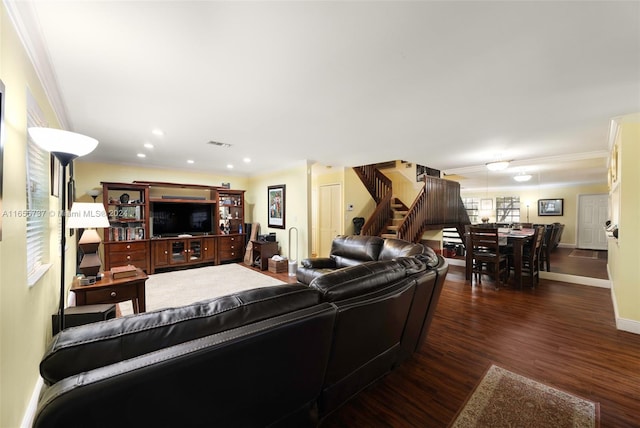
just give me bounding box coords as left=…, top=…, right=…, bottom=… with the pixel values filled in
left=4, top=0, right=70, bottom=129
left=443, top=150, right=609, bottom=176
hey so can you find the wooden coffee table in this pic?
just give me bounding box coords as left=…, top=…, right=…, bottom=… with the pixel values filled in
left=71, top=268, right=148, bottom=313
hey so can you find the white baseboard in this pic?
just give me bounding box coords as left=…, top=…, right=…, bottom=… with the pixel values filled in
left=446, top=257, right=611, bottom=288
left=609, top=279, right=640, bottom=335
left=538, top=271, right=610, bottom=288
left=21, top=376, right=44, bottom=428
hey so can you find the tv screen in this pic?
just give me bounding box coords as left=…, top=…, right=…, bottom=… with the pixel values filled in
left=152, top=202, right=213, bottom=236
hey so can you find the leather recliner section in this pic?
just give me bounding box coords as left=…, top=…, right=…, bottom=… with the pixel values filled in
left=40, top=284, right=322, bottom=385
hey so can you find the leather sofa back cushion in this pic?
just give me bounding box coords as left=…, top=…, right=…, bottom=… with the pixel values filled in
left=40, top=284, right=321, bottom=385
left=330, top=235, right=384, bottom=267
left=379, top=238, right=425, bottom=260
left=309, top=260, right=410, bottom=302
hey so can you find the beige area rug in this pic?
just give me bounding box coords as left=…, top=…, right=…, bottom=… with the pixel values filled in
left=449, top=365, right=599, bottom=428
left=119, top=264, right=285, bottom=316
left=569, top=249, right=599, bottom=259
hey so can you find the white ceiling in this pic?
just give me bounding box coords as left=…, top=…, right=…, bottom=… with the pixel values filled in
left=10, top=1, right=640, bottom=190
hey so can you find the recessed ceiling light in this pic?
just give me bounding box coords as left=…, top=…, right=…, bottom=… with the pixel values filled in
left=243, top=157, right=251, bottom=163
left=137, top=153, right=146, bottom=158
left=187, top=159, right=194, bottom=164
left=152, top=129, right=164, bottom=137
left=144, top=143, right=154, bottom=149
left=227, top=164, right=234, bottom=169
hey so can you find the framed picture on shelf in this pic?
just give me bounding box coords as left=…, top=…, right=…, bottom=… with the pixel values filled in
left=538, top=198, right=563, bottom=216
left=267, top=184, right=285, bottom=229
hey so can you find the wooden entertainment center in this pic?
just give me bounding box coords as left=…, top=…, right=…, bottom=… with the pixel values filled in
left=102, top=181, right=246, bottom=274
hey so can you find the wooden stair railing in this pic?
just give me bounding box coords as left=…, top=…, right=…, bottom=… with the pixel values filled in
left=353, top=165, right=393, bottom=237
left=396, top=175, right=471, bottom=242
left=353, top=165, right=392, bottom=204
left=353, top=164, right=471, bottom=243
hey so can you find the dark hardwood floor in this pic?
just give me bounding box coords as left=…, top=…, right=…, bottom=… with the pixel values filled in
left=260, top=255, right=639, bottom=427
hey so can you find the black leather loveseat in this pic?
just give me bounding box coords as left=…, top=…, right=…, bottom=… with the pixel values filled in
left=34, top=240, right=448, bottom=428
left=296, top=235, right=428, bottom=284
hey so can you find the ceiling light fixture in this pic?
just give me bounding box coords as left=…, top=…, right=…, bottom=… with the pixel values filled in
left=187, top=159, right=194, bottom=164
left=514, top=172, right=532, bottom=182
left=137, top=153, right=146, bottom=158
left=151, top=129, right=164, bottom=137
left=486, top=160, right=510, bottom=171
left=144, top=143, right=154, bottom=149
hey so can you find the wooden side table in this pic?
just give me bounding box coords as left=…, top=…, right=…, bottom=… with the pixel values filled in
left=71, top=268, right=149, bottom=313
left=250, top=240, right=279, bottom=271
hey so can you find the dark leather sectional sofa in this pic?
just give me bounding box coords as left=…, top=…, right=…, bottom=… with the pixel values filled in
left=34, top=236, right=448, bottom=428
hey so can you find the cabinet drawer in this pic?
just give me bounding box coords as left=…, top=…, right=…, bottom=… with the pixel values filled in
left=108, top=241, right=147, bottom=253
left=82, top=285, right=138, bottom=305
left=219, top=249, right=241, bottom=260
left=109, top=251, right=147, bottom=265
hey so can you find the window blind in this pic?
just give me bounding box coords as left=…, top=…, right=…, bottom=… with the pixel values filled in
left=26, top=90, right=50, bottom=284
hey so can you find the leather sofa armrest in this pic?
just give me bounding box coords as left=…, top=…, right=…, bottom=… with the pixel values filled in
left=300, top=258, right=337, bottom=269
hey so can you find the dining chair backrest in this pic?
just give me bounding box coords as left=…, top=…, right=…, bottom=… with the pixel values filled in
left=468, top=226, right=501, bottom=254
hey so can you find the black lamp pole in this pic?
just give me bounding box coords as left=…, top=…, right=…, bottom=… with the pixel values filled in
left=54, top=152, right=78, bottom=333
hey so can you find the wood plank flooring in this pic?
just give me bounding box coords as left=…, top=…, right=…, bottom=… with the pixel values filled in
left=261, top=261, right=639, bottom=427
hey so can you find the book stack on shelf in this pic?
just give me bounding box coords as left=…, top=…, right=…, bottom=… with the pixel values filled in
left=108, top=226, right=145, bottom=241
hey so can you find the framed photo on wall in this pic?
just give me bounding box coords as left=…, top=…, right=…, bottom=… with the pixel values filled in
left=267, top=184, right=286, bottom=229
left=538, top=198, right=563, bottom=216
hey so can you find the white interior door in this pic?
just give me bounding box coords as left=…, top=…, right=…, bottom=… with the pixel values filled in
left=319, top=184, right=342, bottom=257
left=577, top=194, right=608, bottom=250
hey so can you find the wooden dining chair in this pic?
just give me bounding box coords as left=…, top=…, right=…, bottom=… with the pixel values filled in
left=467, top=226, right=509, bottom=289
left=511, top=225, right=545, bottom=288
left=536, top=224, right=555, bottom=272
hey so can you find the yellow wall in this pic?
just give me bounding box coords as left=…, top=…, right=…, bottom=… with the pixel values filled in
left=608, top=118, right=640, bottom=328
left=246, top=162, right=311, bottom=260
left=74, top=161, right=311, bottom=261
left=459, top=183, right=608, bottom=246
left=0, top=5, right=70, bottom=426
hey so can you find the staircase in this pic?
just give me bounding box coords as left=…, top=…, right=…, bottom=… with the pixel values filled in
left=381, top=198, right=409, bottom=239
left=353, top=163, right=471, bottom=244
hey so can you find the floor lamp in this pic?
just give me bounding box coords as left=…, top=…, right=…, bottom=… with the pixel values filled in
left=28, top=128, right=98, bottom=333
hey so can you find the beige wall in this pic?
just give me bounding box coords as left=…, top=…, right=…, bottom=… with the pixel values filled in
left=608, top=118, right=640, bottom=330
left=459, top=183, right=608, bottom=247
left=0, top=5, right=69, bottom=426
left=247, top=162, right=311, bottom=260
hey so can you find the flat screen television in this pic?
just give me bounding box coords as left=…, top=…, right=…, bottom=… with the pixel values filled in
left=151, top=202, right=213, bottom=236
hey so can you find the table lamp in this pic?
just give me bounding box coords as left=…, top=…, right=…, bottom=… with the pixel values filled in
left=67, top=202, right=110, bottom=278
left=27, top=127, right=98, bottom=333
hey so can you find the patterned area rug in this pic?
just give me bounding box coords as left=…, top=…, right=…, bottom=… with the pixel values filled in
left=569, top=249, right=599, bottom=259
left=119, top=264, right=285, bottom=315
left=449, top=365, right=599, bottom=428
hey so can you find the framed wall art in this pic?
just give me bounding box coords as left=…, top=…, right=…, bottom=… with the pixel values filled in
left=267, top=184, right=285, bottom=229
left=538, top=198, right=563, bottom=216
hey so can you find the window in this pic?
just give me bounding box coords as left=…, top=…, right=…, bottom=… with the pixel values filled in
left=26, top=91, right=51, bottom=285
left=462, top=197, right=480, bottom=224
left=496, top=196, right=521, bottom=224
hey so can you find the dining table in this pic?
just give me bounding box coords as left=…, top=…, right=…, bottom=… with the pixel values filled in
left=465, top=227, right=536, bottom=288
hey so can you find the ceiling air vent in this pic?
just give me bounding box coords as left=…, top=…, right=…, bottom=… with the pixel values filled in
left=207, top=141, right=232, bottom=148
